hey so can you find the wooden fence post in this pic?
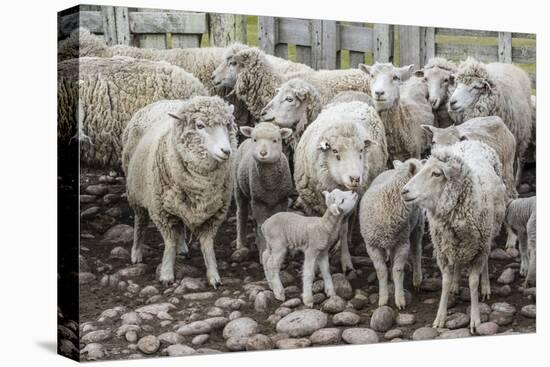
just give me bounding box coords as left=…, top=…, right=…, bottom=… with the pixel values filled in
left=373, top=24, right=391, bottom=63
left=114, top=7, right=130, bottom=45
left=258, top=16, right=277, bottom=55
left=101, top=6, right=117, bottom=45
left=209, top=14, right=247, bottom=46
left=137, top=8, right=166, bottom=48
left=321, top=20, right=338, bottom=69
left=310, top=19, right=323, bottom=70
left=421, top=27, right=435, bottom=66
left=498, top=32, right=512, bottom=63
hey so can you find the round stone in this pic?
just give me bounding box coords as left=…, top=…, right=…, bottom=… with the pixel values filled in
left=139, top=286, right=159, bottom=298
left=497, top=268, right=516, bottom=284
left=246, top=334, right=274, bottom=351
left=439, top=328, right=471, bottom=339
left=370, top=306, right=395, bottom=332
left=412, top=327, right=439, bottom=340
left=333, top=311, right=360, bottom=326
left=158, top=332, right=183, bottom=345
left=276, top=309, right=328, bottom=337
left=226, top=336, right=249, bottom=351
left=176, top=321, right=211, bottom=336
left=163, top=344, right=196, bottom=357
left=445, top=312, right=470, bottom=329
left=332, top=274, right=353, bottom=299
left=310, top=328, right=342, bottom=345
left=82, top=329, right=111, bottom=344
left=491, top=302, right=516, bottom=315
left=476, top=322, right=499, bottom=336
left=396, top=313, right=416, bottom=326
left=341, top=328, right=379, bottom=344
left=110, top=246, right=129, bottom=260
left=321, top=296, right=346, bottom=313
left=275, top=338, right=311, bottom=349
left=191, top=334, right=210, bottom=346
left=384, top=328, right=403, bottom=340
left=137, top=335, right=160, bottom=354
left=222, top=317, right=258, bottom=339
left=520, top=304, right=536, bottom=319
left=281, top=298, right=302, bottom=308
left=103, top=224, right=134, bottom=244
left=420, top=278, right=442, bottom=291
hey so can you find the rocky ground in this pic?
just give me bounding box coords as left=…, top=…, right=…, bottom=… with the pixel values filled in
left=62, top=167, right=536, bottom=362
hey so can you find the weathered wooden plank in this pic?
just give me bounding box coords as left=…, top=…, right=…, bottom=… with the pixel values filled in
left=339, top=24, right=372, bottom=52
left=278, top=18, right=310, bottom=46
left=135, top=9, right=166, bottom=49
left=59, top=11, right=103, bottom=36
left=258, top=16, right=277, bottom=55
left=373, top=23, right=391, bottom=63
left=321, top=20, right=338, bottom=69
left=296, top=45, right=312, bottom=66
left=512, top=32, right=535, bottom=39
left=422, top=27, right=436, bottom=65
left=398, top=25, right=421, bottom=68
left=436, top=43, right=498, bottom=62
left=310, top=19, right=323, bottom=70
left=512, top=46, right=536, bottom=64
left=349, top=51, right=365, bottom=68
left=129, top=12, right=207, bottom=34
left=101, top=6, right=117, bottom=46
left=436, top=28, right=498, bottom=37
left=208, top=13, right=247, bottom=46
left=172, top=34, right=201, bottom=48
left=115, top=7, right=131, bottom=45
left=275, top=44, right=289, bottom=59
left=498, top=32, right=512, bottom=63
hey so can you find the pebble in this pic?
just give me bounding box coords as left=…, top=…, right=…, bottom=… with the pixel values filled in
left=254, top=291, right=269, bottom=312
left=82, top=343, right=104, bottom=360
left=396, top=313, right=416, bottom=326
left=136, top=303, right=176, bottom=316
left=139, top=286, right=159, bottom=298
left=163, top=344, right=196, bottom=357
left=157, top=332, right=183, bottom=345
left=191, top=334, right=210, bottom=346
left=86, top=184, right=109, bottom=196
left=276, top=309, right=328, bottom=337
left=420, top=278, right=442, bottom=291
left=490, top=248, right=512, bottom=260
left=321, top=296, right=346, bottom=313
left=275, top=338, right=312, bottom=349
left=204, top=316, right=229, bottom=330
left=495, top=284, right=512, bottom=296
left=333, top=273, right=353, bottom=299
left=180, top=277, right=206, bottom=292
left=245, top=334, right=274, bottom=350
left=370, top=306, right=395, bottom=332
left=80, top=194, right=96, bottom=203
left=79, top=272, right=96, bottom=285
left=81, top=206, right=100, bottom=218
left=137, top=335, right=160, bottom=354
left=490, top=311, right=514, bottom=326
left=332, top=311, right=360, bottom=326
left=412, top=327, right=439, bottom=340
left=222, top=317, right=259, bottom=339
left=205, top=306, right=224, bottom=317
left=230, top=248, right=249, bottom=262
left=341, top=328, right=379, bottom=344
left=491, top=302, right=516, bottom=315
left=445, top=312, right=470, bottom=329
left=476, top=322, right=499, bottom=336
left=215, top=297, right=244, bottom=310
left=182, top=292, right=216, bottom=301
left=281, top=298, right=301, bottom=308
left=103, top=193, right=120, bottom=204
left=229, top=311, right=242, bottom=320
left=226, top=336, right=249, bottom=351
left=497, top=268, right=516, bottom=284
left=438, top=328, right=471, bottom=339
left=103, top=224, right=134, bottom=244
left=176, top=321, right=212, bottom=336
left=520, top=304, right=536, bottom=319
left=109, top=246, right=129, bottom=260
left=125, top=330, right=138, bottom=343
left=310, top=328, right=342, bottom=345
left=82, top=329, right=111, bottom=344
left=384, top=328, right=403, bottom=340
left=117, top=264, right=147, bottom=279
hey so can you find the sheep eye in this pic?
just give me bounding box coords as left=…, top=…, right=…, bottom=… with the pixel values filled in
left=443, top=78, right=449, bottom=83
left=340, top=199, right=345, bottom=204
left=359, top=149, right=364, bottom=154
left=393, top=75, right=400, bottom=81
left=332, top=149, right=338, bottom=154
left=336, top=156, right=341, bottom=161
left=253, top=138, right=257, bottom=142
left=285, top=97, right=294, bottom=103
left=272, top=139, right=277, bottom=143
left=423, top=77, right=428, bottom=82
left=196, top=122, right=205, bottom=130
left=431, top=140, right=436, bottom=145
left=230, top=61, right=237, bottom=66
left=432, top=171, right=442, bottom=177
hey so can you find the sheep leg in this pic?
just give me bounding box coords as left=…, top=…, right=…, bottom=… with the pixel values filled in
left=198, top=232, right=222, bottom=288
left=302, top=249, right=318, bottom=307
left=504, top=225, right=518, bottom=253
left=469, top=255, right=484, bottom=333
left=266, top=242, right=287, bottom=301
left=318, top=250, right=336, bottom=298
left=176, top=223, right=191, bottom=259
left=235, top=190, right=249, bottom=250
left=481, top=256, right=491, bottom=301
left=518, top=231, right=529, bottom=276
left=366, top=244, right=389, bottom=307
left=450, top=263, right=461, bottom=295
left=339, top=216, right=355, bottom=275
left=131, top=206, right=149, bottom=264
left=410, top=219, right=424, bottom=290
left=525, top=216, right=536, bottom=287
left=157, top=222, right=179, bottom=286
left=433, top=258, right=452, bottom=329
left=252, top=203, right=272, bottom=263
left=393, top=242, right=410, bottom=310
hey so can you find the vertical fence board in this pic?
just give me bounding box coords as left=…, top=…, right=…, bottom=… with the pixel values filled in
left=137, top=9, right=166, bottom=49
left=296, top=45, right=312, bottom=66
left=258, top=16, right=277, bottom=54
left=398, top=25, right=422, bottom=68
left=422, top=27, right=435, bottom=65
left=373, top=24, right=391, bottom=62
left=321, top=20, right=338, bottom=69
left=114, top=7, right=130, bottom=45
left=349, top=51, right=365, bottom=68
left=101, top=6, right=117, bottom=45
left=310, top=20, right=323, bottom=69
left=209, top=13, right=247, bottom=46
left=275, top=44, right=289, bottom=59
left=498, top=32, right=512, bottom=63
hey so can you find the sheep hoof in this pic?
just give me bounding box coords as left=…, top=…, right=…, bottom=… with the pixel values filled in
left=208, top=272, right=222, bottom=289
left=274, top=291, right=286, bottom=302
left=433, top=316, right=446, bottom=329
left=159, top=275, right=175, bottom=287
left=131, top=252, right=143, bottom=264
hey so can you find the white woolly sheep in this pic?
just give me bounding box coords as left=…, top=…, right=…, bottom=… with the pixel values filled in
left=414, top=57, right=457, bottom=128
left=448, top=57, right=532, bottom=183
left=330, top=90, right=375, bottom=106
left=294, top=101, right=387, bottom=274
left=505, top=196, right=536, bottom=287
left=233, top=122, right=294, bottom=261
left=121, top=97, right=238, bottom=287
left=262, top=189, right=359, bottom=306
left=359, top=62, right=434, bottom=162
left=58, top=56, right=207, bottom=167
left=401, top=140, right=507, bottom=332
left=359, top=158, right=425, bottom=310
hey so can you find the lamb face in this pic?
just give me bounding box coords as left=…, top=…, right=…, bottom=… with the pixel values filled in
left=401, top=157, right=456, bottom=212
left=322, top=188, right=358, bottom=216
left=359, top=63, right=414, bottom=112
left=260, top=80, right=310, bottom=128
left=415, top=67, right=455, bottom=110
left=240, top=122, right=292, bottom=163
left=319, top=134, right=370, bottom=191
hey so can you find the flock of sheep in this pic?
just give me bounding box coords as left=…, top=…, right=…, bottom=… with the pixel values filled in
left=58, top=27, right=537, bottom=334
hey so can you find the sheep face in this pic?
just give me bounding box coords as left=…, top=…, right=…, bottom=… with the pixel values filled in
left=212, top=44, right=249, bottom=89
left=359, top=63, right=414, bottom=112
left=240, top=122, right=292, bottom=163
left=448, top=79, right=490, bottom=113
left=421, top=124, right=464, bottom=148
left=322, top=188, right=359, bottom=216
left=401, top=157, right=457, bottom=211
left=415, top=67, right=455, bottom=109
left=261, top=80, right=310, bottom=128
left=319, top=135, right=370, bottom=191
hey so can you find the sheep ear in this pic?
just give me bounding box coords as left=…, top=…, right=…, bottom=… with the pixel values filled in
left=227, top=104, right=235, bottom=115
left=240, top=126, right=254, bottom=137
left=280, top=128, right=293, bottom=139
left=449, top=74, right=455, bottom=85
left=398, top=64, right=415, bottom=81
left=393, top=160, right=403, bottom=169
left=442, top=160, right=461, bottom=180
left=414, top=70, right=424, bottom=78
left=168, top=113, right=185, bottom=123
left=358, top=63, right=372, bottom=76
left=364, top=139, right=376, bottom=149
left=408, top=161, right=418, bottom=175
left=421, top=124, right=435, bottom=139
left=318, top=140, right=330, bottom=151
left=421, top=159, right=428, bottom=165
left=294, top=88, right=308, bottom=101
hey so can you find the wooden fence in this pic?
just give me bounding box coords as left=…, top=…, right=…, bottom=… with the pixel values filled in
left=58, top=5, right=536, bottom=88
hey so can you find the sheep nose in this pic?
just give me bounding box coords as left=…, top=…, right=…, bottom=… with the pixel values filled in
left=221, top=148, right=231, bottom=156
left=260, top=150, right=267, bottom=157
left=349, top=175, right=360, bottom=184
left=374, top=90, right=385, bottom=98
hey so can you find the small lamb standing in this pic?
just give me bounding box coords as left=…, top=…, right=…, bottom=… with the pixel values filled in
left=262, top=189, right=359, bottom=306
left=233, top=122, right=294, bottom=261
left=359, top=62, right=434, bottom=163
left=122, top=97, right=238, bottom=287
left=505, top=196, right=536, bottom=287
left=359, top=159, right=425, bottom=310
left=401, top=140, right=506, bottom=332
left=448, top=57, right=532, bottom=183
left=414, top=57, right=457, bottom=128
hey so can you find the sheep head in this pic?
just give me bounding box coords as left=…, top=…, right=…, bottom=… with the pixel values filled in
left=359, top=62, right=414, bottom=112
left=414, top=57, right=457, bottom=110
left=240, top=122, right=292, bottom=164
left=322, top=188, right=359, bottom=217
left=212, top=43, right=249, bottom=90
left=448, top=57, right=496, bottom=115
